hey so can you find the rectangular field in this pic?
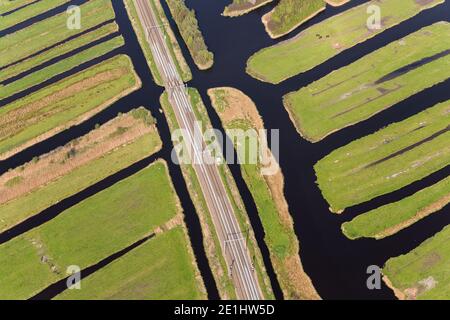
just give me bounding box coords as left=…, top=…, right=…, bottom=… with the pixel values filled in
left=0, top=161, right=179, bottom=299
left=246, top=0, right=445, bottom=84
left=342, top=175, right=450, bottom=239
left=383, top=225, right=450, bottom=300
left=314, top=100, right=450, bottom=213
left=0, top=54, right=141, bottom=160
left=55, top=227, right=206, bottom=300
left=0, top=0, right=115, bottom=68
left=0, top=0, right=69, bottom=31
left=0, top=35, right=125, bottom=99
left=284, top=22, right=450, bottom=142
left=0, top=0, right=37, bottom=14
left=0, top=107, right=161, bottom=233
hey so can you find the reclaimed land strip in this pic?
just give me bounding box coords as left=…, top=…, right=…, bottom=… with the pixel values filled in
left=208, top=87, right=320, bottom=300
left=223, top=0, right=274, bottom=17
left=0, top=107, right=161, bottom=233
left=124, top=0, right=191, bottom=85
left=165, top=0, right=214, bottom=70
left=0, top=22, right=119, bottom=83
left=383, top=224, right=450, bottom=300
left=342, top=175, right=450, bottom=240
left=55, top=226, right=206, bottom=299
left=262, top=0, right=325, bottom=39
left=0, top=54, right=141, bottom=160
left=0, top=0, right=38, bottom=15
left=0, top=0, right=115, bottom=68
left=0, top=160, right=180, bottom=299
left=325, top=0, right=350, bottom=6
left=161, top=88, right=275, bottom=299
left=0, top=35, right=124, bottom=99
left=314, top=100, right=450, bottom=213
left=247, top=0, right=445, bottom=84
left=283, top=22, right=450, bottom=142
left=0, top=0, right=70, bottom=31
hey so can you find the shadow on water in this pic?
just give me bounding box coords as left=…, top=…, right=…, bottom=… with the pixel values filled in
left=1, top=0, right=449, bottom=299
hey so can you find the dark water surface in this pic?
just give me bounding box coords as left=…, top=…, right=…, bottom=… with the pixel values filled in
left=0, top=0, right=449, bottom=300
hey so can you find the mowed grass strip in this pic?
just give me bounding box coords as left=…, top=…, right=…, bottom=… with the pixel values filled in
left=383, top=225, right=450, bottom=300
left=123, top=0, right=191, bottom=85
left=0, top=108, right=161, bottom=233
left=0, top=0, right=69, bottom=31
left=0, top=35, right=125, bottom=99
left=0, top=161, right=178, bottom=299
left=247, top=0, right=445, bottom=84
left=0, top=0, right=115, bottom=68
left=0, top=22, right=119, bottom=83
left=342, top=176, right=450, bottom=240
left=284, top=22, right=450, bottom=142
left=223, top=0, right=274, bottom=17
left=0, top=54, right=141, bottom=160
left=262, top=0, right=325, bottom=39
left=0, top=0, right=37, bottom=15
left=208, top=87, right=319, bottom=299
left=315, top=100, right=450, bottom=213
left=55, top=227, right=205, bottom=300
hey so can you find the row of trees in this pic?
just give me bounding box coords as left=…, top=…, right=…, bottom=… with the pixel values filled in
left=166, top=0, right=214, bottom=69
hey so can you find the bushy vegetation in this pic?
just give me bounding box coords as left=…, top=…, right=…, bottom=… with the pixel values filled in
left=265, top=0, right=325, bottom=38
left=223, top=0, right=273, bottom=16
left=166, top=0, right=214, bottom=69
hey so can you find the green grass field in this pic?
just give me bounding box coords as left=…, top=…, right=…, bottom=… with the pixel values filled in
left=383, top=225, right=450, bottom=300
left=0, top=54, right=141, bottom=159
left=315, top=100, right=450, bottom=213
left=0, top=22, right=119, bottom=83
left=284, top=22, right=450, bottom=142
left=208, top=87, right=318, bottom=299
left=0, top=0, right=69, bottom=31
left=0, top=161, right=179, bottom=299
left=0, top=108, right=161, bottom=233
left=223, top=0, right=273, bottom=17
left=0, top=0, right=115, bottom=68
left=263, top=0, right=325, bottom=38
left=247, top=0, right=445, bottom=84
left=342, top=176, right=450, bottom=240
left=124, top=0, right=191, bottom=85
left=55, top=227, right=205, bottom=300
left=0, top=0, right=36, bottom=14
left=0, top=35, right=124, bottom=99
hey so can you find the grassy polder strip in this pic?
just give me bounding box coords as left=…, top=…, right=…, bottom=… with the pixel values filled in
left=223, top=0, right=274, bottom=17
left=0, top=108, right=161, bottom=233
left=315, top=100, right=450, bottom=213
left=0, top=35, right=125, bottom=99
left=262, top=0, right=325, bottom=39
left=0, top=160, right=179, bottom=299
left=284, top=22, right=450, bottom=142
left=0, top=0, right=115, bottom=68
left=166, top=0, right=214, bottom=70
left=123, top=0, right=191, bottom=85
left=383, top=225, right=450, bottom=300
left=0, top=0, right=69, bottom=31
left=0, top=0, right=36, bottom=14
left=342, top=176, right=450, bottom=240
left=0, top=22, right=119, bottom=83
left=55, top=227, right=206, bottom=300
left=0, top=54, right=141, bottom=160
left=208, top=87, right=320, bottom=300
left=247, top=0, right=445, bottom=84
